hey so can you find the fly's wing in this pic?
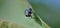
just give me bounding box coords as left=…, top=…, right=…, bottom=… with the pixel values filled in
left=26, top=11, right=28, bottom=15
left=25, top=10, right=28, bottom=15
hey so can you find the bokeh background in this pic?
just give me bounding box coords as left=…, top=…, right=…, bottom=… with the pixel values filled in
left=0, top=0, right=42, bottom=28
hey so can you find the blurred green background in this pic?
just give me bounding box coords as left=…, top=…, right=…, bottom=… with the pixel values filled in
left=28, top=0, right=60, bottom=28
left=0, top=0, right=42, bottom=28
